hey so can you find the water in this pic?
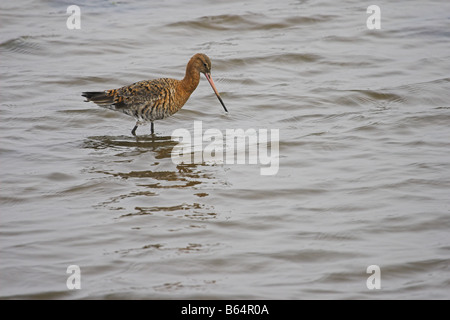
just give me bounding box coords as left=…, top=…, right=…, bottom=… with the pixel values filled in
left=1, top=0, right=449, bottom=299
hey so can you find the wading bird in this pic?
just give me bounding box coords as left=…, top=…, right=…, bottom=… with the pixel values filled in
left=82, top=53, right=227, bottom=135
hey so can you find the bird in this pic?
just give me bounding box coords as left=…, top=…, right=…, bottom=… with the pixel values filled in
left=82, top=53, right=228, bottom=136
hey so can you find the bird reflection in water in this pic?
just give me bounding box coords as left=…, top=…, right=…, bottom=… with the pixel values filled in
left=82, top=134, right=223, bottom=221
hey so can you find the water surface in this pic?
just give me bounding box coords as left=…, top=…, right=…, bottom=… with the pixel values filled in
left=1, top=0, right=449, bottom=299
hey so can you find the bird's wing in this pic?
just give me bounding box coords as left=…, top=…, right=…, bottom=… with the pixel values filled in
left=84, top=78, right=177, bottom=120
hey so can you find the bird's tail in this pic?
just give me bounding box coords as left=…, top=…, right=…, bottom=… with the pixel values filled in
left=82, top=91, right=115, bottom=108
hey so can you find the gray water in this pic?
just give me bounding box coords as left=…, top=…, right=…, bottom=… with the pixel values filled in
left=1, top=0, right=449, bottom=299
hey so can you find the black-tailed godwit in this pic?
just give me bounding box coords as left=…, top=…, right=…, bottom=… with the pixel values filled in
left=82, top=53, right=227, bottom=135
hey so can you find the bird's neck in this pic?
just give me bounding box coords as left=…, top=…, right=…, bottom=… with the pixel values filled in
left=180, top=59, right=200, bottom=94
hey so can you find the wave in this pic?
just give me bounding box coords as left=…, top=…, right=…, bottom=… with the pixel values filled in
left=165, top=13, right=338, bottom=32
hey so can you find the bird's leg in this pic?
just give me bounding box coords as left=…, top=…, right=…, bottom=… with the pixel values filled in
left=131, top=121, right=139, bottom=136
left=151, top=122, right=154, bottom=135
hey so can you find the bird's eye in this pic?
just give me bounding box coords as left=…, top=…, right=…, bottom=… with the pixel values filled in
left=203, top=63, right=208, bottom=68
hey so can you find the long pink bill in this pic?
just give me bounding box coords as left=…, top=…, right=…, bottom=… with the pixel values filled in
left=205, top=73, right=228, bottom=113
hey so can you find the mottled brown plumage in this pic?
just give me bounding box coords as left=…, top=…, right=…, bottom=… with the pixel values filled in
left=82, top=53, right=227, bottom=135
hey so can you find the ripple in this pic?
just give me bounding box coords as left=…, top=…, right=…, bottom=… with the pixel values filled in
left=165, top=12, right=339, bottom=34
left=0, top=36, right=46, bottom=56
